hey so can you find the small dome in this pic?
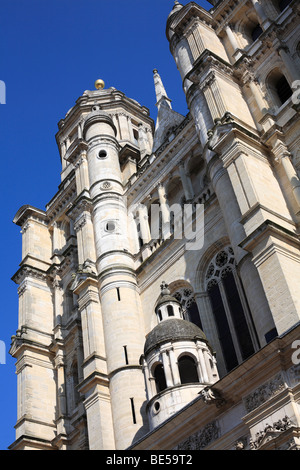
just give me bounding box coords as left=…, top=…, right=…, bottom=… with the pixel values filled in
left=144, top=318, right=208, bottom=355
left=155, top=281, right=181, bottom=310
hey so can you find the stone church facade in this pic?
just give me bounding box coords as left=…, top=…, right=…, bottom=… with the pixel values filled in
left=9, top=0, right=300, bottom=451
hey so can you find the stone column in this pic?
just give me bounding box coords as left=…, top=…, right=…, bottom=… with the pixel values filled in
left=224, top=24, right=243, bottom=60
left=157, top=182, right=171, bottom=239
left=55, top=356, right=67, bottom=419
left=52, top=276, right=63, bottom=337
left=246, top=76, right=268, bottom=114
left=179, top=162, right=194, bottom=200
left=161, top=350, right=173, bottom=388
left=142, top=359, right=153, bottom=400
left=278, top=46, right=299, bottom=84
left=118, top=113, right=130, bottom=140
left=79, top=150, right=90, bottom=192
left=127, top=115, right=135, bottom=142
left=138, top=123, right=150, bottom=156
left=52, top=221, right=60, bottom=254
left=197, top=344, right=209, bottom=383
left=168, top=348, right=181, bottom=386
left=273, top=148, right=300, bottom=214
left=251, top=0, right=271, bottom=29
left=139, top=204, right=152, bottom=244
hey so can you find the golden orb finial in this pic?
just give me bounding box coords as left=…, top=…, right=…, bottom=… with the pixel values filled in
left=95, top=79, right=105, bottom=90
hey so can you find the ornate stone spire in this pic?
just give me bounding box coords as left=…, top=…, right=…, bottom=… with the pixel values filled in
left=153, top=69, right=172, bottom=109
left=152, top=69, right=185, bottom=152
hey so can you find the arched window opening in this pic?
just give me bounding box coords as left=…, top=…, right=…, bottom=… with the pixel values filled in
left=178, top=356, right=199, bottom=384
left=275, top=75, right=293, bottom=105
left=167, top=305, right=174, bottom=317
left=251, top=23, right=263, bottom=42
left=278, top=0, right=292, bottom=12
left=133, top=129, right=139, bottom=146
left=267, top=70, right=293, bottom=107
left=206, top=246, right=256, bottom=373
left=136, top=222, right=144, bottom=249
left=153, top=364, right=167, bottom=393
left=158, top=309, right=162, bottom=322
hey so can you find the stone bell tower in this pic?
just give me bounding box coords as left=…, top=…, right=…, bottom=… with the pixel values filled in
left=141, top=282, right=219, bottom=431
left=10, top=80, right=154, bottom=450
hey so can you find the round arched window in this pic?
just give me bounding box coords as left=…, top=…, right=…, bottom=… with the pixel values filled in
left=178, top=356, right=199, bottom=384
left=153, top=364, right=167, bottom=394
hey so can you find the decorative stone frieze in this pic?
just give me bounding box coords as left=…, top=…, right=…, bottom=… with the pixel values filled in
left=174, top=420, right=220, bottom=450
left=244, top=374, right=286, bottom=413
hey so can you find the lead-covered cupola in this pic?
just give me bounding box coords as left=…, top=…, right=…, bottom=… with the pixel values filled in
left=141, top=282, right=219, bottom=430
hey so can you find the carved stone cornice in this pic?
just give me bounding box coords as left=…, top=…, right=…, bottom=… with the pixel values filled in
left=186, top=50, right=233, bottom=86
left=13, top=205, right=48, bottom=228
left=12, top=264, right=50, bottom=286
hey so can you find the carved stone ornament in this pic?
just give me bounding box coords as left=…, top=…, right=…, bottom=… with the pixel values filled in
left=244, top=374, right=285, bottom=413
left=199, top=386, right=226, bottom=408
left=250, top=416, right=294, bottom=450
left=70, top=261, right=97, bottom=291
left=100, top=181, right=112, bottom=190
left=174, top=420, right=220, bottom=450
left=234, top=436, right=248, bottom=451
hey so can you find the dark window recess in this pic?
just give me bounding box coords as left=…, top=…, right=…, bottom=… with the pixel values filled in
left=137, top=223, right=144, bottom=248
left=251, top=24, right=263, bottom=42
left=279, top=0, right=292, bottom=12
left=153, top=364, right=167, bottom=393
left=167, top=305, right=174, bottom=317
left=275, top=75, right=293, bottom=105
left=265, top=328, right=278, bottom=343
left=116, top=287, right=121, bottom=301
left=186, top=301, right=203, bottom=330
left=158, top=309, right=162, bottom=322
left=208, top=283, right=238, bottom=372
left=222, top=270, right=255, bottom=361
left=123, top=345, right=129, bottom=365
left=130, top=398, right=137, bottom=424
left=178, top=356, right=199, bottom=384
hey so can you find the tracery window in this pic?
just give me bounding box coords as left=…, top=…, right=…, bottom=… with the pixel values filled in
left=205, top=246, right=256, bottom=373
left=173, top=287, right=202, bottom=328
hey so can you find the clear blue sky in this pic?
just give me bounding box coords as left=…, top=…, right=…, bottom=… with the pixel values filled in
left=0, top=0, right=211, bottom=450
